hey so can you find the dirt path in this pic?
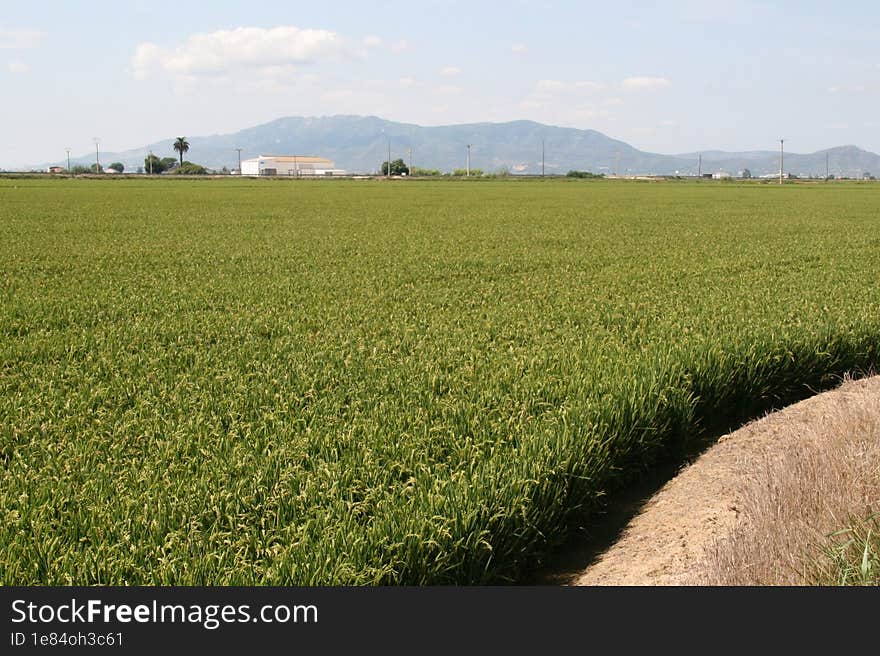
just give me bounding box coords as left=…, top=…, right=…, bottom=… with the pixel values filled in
left=565, top=376, right=880, bottom=586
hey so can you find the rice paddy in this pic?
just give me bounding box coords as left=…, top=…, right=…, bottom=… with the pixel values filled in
left=2, top=177, right=879, bottom=584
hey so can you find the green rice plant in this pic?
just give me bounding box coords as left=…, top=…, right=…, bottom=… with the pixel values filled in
left=1, top=178, right=879, bottom=584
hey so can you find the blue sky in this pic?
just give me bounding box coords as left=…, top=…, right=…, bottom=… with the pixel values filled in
left=2, top=1, right=879, bottom=168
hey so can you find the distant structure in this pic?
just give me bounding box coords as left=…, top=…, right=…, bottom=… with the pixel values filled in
left=711, top=171, right=731, bottom=180
left=240, top=155, right=345, bottom=177
left=47, top=166, right=65, bottom=174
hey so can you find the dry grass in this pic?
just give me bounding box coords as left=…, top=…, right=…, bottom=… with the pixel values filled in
left=699, top=377, right=880, bottom=585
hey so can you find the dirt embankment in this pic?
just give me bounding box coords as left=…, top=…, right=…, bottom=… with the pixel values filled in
left=562, top=376, right=880, bottom=586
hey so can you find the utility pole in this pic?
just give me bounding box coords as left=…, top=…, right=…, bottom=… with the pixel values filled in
left=93, top=137, right=100, bottom=173
left=616, top=151, right=621, bottom=177
left=466, top=144, right=471, bottom=177
left=293, top=154, right=298, bottom=177
left=408, top=147, right=412, bottom=176
left=65, top=148, right=71, bottom=173
left=387, top=142, right=391, bottom=177
left=235, top=148, right=242, bottom=173
left=541, top=140, right=545, bottom=177
left=698, top=153, right=702, bottom=178
left=826, top=152, right=829, bottom=180
left=779, top=139, right=784, bottom=185
left=148, top=149, right=153, bottom=175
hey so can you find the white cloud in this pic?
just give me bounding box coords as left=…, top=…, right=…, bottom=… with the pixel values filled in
left=132, top=25, right=349, bottom=80
left=391, top=39, right=410, bottom=53
left=520, top=79, right=613, bottom=127
left=321, top=88, right=355, bottom=103
left=432, top=84, right=463, bottom=96
left=659, top=119, right=678, bottom=127
left=7, top=61, right=30, bottom=74
left=511, top=43, right=528, bottom=54
left=621, top=76, right=671, bottom=90
left=398, top=76, right=416, bottom=87
left=0, top=27, right=46, bottom=49
left=535, top=79, right=566, bottom=92
left=535, top=79, right=605, bottom=93
left=680, top=0, right=771, bottom=24
left=439, top=66, right=461, bottom=77
left=363, top=35, right=382, bottom=48
left=828, top=84, right=866, bottom=93
left=574, top=108, right=611, bottom=120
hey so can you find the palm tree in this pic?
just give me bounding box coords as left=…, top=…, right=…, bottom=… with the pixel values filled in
left=173, top=137, right=190, bottom=166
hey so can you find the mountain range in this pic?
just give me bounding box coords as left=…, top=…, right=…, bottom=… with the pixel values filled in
left=52, top=115, right=880, bottom=178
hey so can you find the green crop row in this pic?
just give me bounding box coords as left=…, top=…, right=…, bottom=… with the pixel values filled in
left=1, top=178, right=878, bottom=584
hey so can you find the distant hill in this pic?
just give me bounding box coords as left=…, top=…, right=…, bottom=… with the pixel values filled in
left=675, top=145, right=880, bottom=179
left=49, top=115, right=880, bottom=177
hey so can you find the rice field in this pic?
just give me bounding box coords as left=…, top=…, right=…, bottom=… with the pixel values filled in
left=2, top=177, right=879, bottom=584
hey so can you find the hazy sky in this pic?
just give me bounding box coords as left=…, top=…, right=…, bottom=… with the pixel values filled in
left=2, top=1, right=879, bottom=168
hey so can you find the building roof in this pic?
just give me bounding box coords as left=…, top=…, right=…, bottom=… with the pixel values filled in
left=248, top=155, right=333, bottom=163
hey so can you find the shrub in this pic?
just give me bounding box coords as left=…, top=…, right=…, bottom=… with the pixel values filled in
left=172, top=162, right=208, bottom=175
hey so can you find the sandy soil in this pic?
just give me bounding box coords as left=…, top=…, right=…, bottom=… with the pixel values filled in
left=565, top=375, right=880, bottom=586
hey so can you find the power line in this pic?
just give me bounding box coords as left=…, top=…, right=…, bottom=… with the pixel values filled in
left=93, top=137, right=100, bottom=172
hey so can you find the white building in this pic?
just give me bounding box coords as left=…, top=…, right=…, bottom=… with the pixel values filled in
left=240, top=155, right=345, bottom=177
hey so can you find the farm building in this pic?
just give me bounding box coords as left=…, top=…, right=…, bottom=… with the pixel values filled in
left=240, top=155, right=345, bottom=177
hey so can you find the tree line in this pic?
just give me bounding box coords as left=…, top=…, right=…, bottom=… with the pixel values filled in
left=379, top=158, right=490, bottom=176
left=143, top=137, right=206, bottom=174
left=65, top=137, right=208, bottom=175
